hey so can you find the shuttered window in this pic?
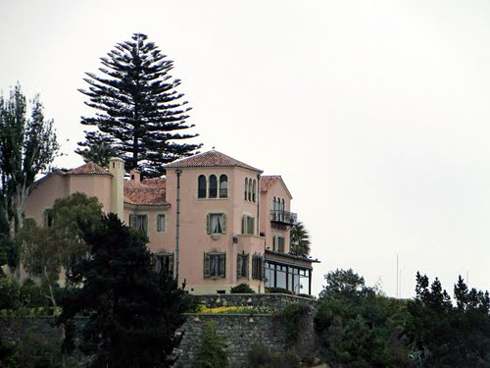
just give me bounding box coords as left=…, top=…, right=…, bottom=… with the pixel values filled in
left=157, top=214, right=165, bottom=232
left=129, top=214, right=147, bottom=233
left=206, top=213, right=227, bottom=234
left=204, top=251, right=226, bottom=278
left=237, top=253, right=249, bottom=279
left=155, top=253, right=174, bottom=277
left=241, top=215, right=255, bottom=235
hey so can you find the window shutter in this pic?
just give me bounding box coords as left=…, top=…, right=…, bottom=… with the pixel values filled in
left=219, top=253, right=226, bottom=278
left=206, top=214, right=211, bottom=234
left=273, top=236, right=276, bottom=251
left=245, top=254, right=249, bottom=279
left=222, top=214, right=227, bottom=234
left=242, top=215, right=245, bottom=235
left=278, top=237, right=285, bottom=253
left=237, top=255, right=243, bottom=278
left=169, top=254, right=174, bottom=277
left=129, top=214, right=136, bottom=228
left=204, top=252, right=211, bottom=278
left=250, top=217, right=255, bottom=235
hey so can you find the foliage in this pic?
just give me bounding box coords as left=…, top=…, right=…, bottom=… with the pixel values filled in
left=58, top=213, right=194, bottom=368
left=405, top=273, right=490, bottom=367
left=76, top=33, right=202, bottom=178
left=197, top=305, right=275, bottom=314
left=16, top=193, right=103, bottom=306
left=0, top=84, right=59, bottom=245
left=289, top=221, right=311, bottom=257
left=79, top=140, right=116, bottom=167
left=192, top=321, right=229, bottom=368
left=245, top=344, right=300, bottom=368
left=316, top=269, right=412, bottom=368
left=265, top=287, right=294, bottom=295
left=230, top=283, right=255, bottom=293
left=278, top=302, right=310, bottom=344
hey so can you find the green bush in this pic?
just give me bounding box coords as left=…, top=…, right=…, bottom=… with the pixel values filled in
left=230, top=283, right=255, bottom=293
left=193, top=321, right=229, bottom=368
left=279, top=303, right=310, bottom=344
left=246, top=344, right=300, bottom=368
left=265, top=287, right=294, bottom=295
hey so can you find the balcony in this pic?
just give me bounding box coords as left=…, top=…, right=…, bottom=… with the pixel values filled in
left=270, top=210, right=297, bottom=226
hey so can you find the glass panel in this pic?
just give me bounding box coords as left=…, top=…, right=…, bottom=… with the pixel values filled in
left=210, top=214, right=224, bottom=234
left=198, top=175, right=207, bottom=198
left=276, top=268, right=286, bottom=289
left=209, top=175, right=217, bottom=198
left=300, top=275, right=310, bottom=295
left=219, top=175, right=228, bottom=198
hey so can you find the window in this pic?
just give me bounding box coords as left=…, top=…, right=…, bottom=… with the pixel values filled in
left=129, top=214, right=147, bottom=232
left=43, top=209, right=53, bottom=228
left=204, top=251, right=226, bottom=278
left=198, top=175, right=207, bottom=198
left=248, top=179, right=252, bottom=201
left=241, top=215, right=255, bottom=235
left=237, top=253, right=249, bottom=279
left=209, top=175, right=218, bottom=198
left=157, top=214, right=165, bottom=232
left=252, top=179, right=256, bottom=203
left=155, top=253, right=174, bottom=276
left=244, top=178, right=248, bottom=200
left=219, top=175, right=228, bottom=198
left=207, top=213, right=226, bottom=234
left=252, top=254, right=264, bottom=280
left=273, top=236, right=285, bottom=252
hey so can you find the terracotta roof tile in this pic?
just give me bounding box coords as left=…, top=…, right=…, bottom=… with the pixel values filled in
left=124, top=178, right=167, bottom=206
left=260, top=175, right=281, bottom=192
left=165, top=150, right=262, bottom=173
left=67, top=162, right=111, bottom=176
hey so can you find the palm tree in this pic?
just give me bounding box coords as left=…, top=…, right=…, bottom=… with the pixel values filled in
left=289, top=221, right=311, bottom=257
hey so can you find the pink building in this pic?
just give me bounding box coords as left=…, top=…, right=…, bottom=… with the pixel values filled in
left=24, top=150, right=318, bottom=295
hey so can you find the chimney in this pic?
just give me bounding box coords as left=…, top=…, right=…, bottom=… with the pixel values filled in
left=130, top=169, right=141, bottom=183
left=109, top=157, right=125, bottom=220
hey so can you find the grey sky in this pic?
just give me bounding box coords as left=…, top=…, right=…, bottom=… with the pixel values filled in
left=1, top=0, right=489, bottom=296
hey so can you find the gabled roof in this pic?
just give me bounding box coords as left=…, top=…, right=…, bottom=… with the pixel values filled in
left=67, top=162, right=112, bottom=176
left=165, top=150, right=263, bottom=173
left=260, top=175, right=293, bottom=199
left=124, top=178, right=167, bottom=206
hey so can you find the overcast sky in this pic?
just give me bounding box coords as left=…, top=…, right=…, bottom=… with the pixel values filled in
left=1, top=0, right=489, bottom=297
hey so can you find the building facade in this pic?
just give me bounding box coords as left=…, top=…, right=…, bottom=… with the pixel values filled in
left=24, top=150, right=318, bottom=294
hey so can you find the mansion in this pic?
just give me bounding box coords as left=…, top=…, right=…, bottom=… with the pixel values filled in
left=24, top=150, right=318, bottom=295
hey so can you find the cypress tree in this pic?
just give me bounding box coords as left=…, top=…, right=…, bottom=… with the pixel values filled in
left=76, top=33, right=202, bottom=177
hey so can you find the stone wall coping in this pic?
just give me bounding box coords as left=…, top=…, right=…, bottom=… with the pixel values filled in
left=196, top=293, right=317, bottom=301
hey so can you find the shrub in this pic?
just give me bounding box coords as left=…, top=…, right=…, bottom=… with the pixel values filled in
left=246, top=344, right=300, bottom=368
left=230, top=283, right=255, bottom=293
left=193, top=321, right=229, bottom=368
left=265, top=287, right=294, bottom=295
left=278, top=303, right=310, bottom=344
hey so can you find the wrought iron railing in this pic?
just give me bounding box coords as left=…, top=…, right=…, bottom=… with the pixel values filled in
left=270, top=210, right=297, bottom=226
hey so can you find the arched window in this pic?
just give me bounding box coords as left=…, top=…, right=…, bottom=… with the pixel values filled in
left=244, top=178, right=248, bottom=200
left=272, top=197, right=277, bottom=220
left=281, top=198, right=285, bottom=221
left=252, top=179, right=256, bottom=203
left=248, top=179, right=252, bottom=202
left=219, top=174, right=228, bottom=198
left=198, top=175, right=207, bottom=198
left=209, top=175, right=218, bottom=198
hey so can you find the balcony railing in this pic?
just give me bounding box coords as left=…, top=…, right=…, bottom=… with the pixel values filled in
left=270, top=210, right=297, bottom=226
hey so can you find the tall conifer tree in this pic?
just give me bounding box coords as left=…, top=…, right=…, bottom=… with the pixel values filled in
left=76, top=33, right=201, bottom=177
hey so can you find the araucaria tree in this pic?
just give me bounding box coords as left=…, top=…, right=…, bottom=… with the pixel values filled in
left=77, top=33, right=202, bottom=178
